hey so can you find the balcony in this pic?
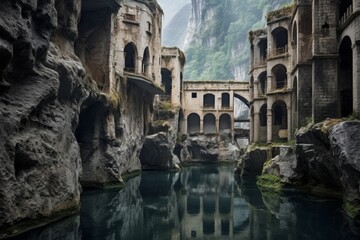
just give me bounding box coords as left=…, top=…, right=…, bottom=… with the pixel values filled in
left=339, top=4, right=353, bottom=28
left=268, top=45, right=288, bottom=58
left=122, top=71, right=164, bottom=95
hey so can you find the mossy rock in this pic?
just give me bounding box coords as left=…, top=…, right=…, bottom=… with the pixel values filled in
left=344, top=201, right=360, bottom=219
left=256, top=174, right=282, bottom=192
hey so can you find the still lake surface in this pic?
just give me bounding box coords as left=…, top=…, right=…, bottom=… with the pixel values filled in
left=11, top=165, right=360, bottom=239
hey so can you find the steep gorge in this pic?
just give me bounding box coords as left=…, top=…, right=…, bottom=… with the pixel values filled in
left=183, top=0, right=292, bottom=80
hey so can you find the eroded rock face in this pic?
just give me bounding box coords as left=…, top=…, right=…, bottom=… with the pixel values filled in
left=0, top=0, right=86, bottom=231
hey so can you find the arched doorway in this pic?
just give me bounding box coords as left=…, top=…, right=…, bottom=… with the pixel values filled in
left=124, top=42, right=137, bottom=72
left=161, top=68, right=172, bottom=97
left=339, top=36, right=353, bottom=117
left=142, top=47, right=150, bottom=76
left=272, top=101, right=288, bottom=141
left=187, top=113, right=200, bottom=134
left=271, top=27, right=288, bottom=55
left=258, top=72, right=267, bottom=95
left=219, top=114, right=231, bottom=131
left=272, top=64, right=287, bottom=90
left=204, top=113, right=216, bottom=134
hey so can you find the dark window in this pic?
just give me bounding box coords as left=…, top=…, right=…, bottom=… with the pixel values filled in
left=192, top=92, right=197, bottom=98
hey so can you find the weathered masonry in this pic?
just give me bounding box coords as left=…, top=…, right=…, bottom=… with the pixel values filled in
left=180, top=81, right=249, bottom=137
left=249, top=0, right=360, bottom=143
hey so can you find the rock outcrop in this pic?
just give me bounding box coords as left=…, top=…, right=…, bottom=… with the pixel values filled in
left=258, top=120, right=360, bottom=219
left=180, top=130, right=241, bottom=163
left=0, top=0, right=85, bottom=232
left=236, top=147, right=269, bottom=176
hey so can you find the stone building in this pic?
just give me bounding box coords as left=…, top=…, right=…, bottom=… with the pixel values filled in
left=180, top=81, right=249, bottom=136
left=160, top=47, right=186, bottom=107
left=249, top=0, right=360, bottom=143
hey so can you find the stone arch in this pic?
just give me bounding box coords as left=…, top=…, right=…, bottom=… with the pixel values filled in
left=203, top=93, right=215, bottom=108
left=258, top=71, right=267, bottom=95
left=271, top=64, right=287, bottom=89
left=339, top=36, right=353, bottom=117
left=161, top=68, right=172, bottom=96
left=260, top=104, right=267, bottom=127
left=258, top=38, right=267, bottom=62
left=142, top=47, right=150, bottom=76
left=124, top=42, right=137, bottom=72
left=187, top=113, right=200, bottom=134
left=271, top=27, right=288, bottom=52
left=219, top=114, right=231, bottom=131
left=204, top=113, right=216, bottom=134
left=234, top=94, right=249, bottom=107
left=222, top=93, right=230, bottom=108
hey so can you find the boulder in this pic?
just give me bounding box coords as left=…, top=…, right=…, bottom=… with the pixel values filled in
left=140, top=132, right=180, bottom=170
left=236, top=147, right=269, bottom=176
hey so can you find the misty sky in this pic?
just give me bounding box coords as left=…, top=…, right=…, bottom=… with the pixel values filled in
left=157, top=0, right=191, bottom=28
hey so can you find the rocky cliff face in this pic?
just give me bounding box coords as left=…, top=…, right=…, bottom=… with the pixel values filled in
left=183, top=0, right=292, bottom=80
left=0, top=0, right=156, bottom=234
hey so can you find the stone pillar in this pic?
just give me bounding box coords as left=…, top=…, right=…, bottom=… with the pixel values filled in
left=137, top=56, right=142, bottom=75
left=287, top=106, right=292, bottom=140
left=200, top=119, right=204, bottom=134
left=249, top=113, right=254, bottom=143
left=254, top=81, right=259, bottom=99
left=267, top=76, right=273, bottom=93
left=267, top=108, right=272, bottom=143
left=353, top=42, right=360, bottom=114
left=254, top=111, right=260, bottom=143
left=216, top=119, right=219, bottom=134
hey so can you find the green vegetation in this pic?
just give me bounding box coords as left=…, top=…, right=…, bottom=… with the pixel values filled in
left=184, top=0, right=292, bottom=80
left=257, top=174, right=282, bottom=192
left=344, top=201, right=360, bottom=219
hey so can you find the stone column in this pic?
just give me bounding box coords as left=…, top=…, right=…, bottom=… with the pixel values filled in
left=137, top=56, right=142, bottom=75
left=254, top=111, right=260, bottom=143
left=267, top=108, right=272, bottom=143
left=216, top=119, right=219, bottom=134
left=200, top=119, right=204, bottom=134
left=353, top=42, right=360, bottom=114
left=254, top=81, right=259, bottom=99
left=249, top=113, right=254, bottom=144
left=267, top=76, right=273, bottom=93
left=287, top=106, right=292, bottom=140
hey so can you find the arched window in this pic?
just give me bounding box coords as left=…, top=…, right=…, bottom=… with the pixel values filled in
left=203, top=94, right=215, bottom=108
left=204, top=114, right=216, bottom=134
left=187, top=113, right=200, bottom=134
left=271, top=27, right=288, bottom=56
left=124, top=42, right=137, bottom=72
left=142, top=47, right=150, bottom=76
left=161, top=68, right=172, bottom=96
left=219, top=114, right=231, bottom=131
left=221, top=93, right=230, bottom=108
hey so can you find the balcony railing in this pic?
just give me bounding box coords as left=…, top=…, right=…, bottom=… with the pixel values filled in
left=339, top=4, right=353, bottom=27
left=268, top=45, right=288, bottom=58
left=251, top=58, right=267, bottom=69
left=124, top=67, right=135, bottom=73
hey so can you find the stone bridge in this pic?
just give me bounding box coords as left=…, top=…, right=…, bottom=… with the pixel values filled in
left=180, top=80, right=250, bottom=138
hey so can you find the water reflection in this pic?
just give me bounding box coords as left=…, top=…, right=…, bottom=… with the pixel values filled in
left=8, top=165, right=360, bottom=240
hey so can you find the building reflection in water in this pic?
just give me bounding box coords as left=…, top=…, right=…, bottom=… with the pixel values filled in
left=9, top=165, right=360, bottom=240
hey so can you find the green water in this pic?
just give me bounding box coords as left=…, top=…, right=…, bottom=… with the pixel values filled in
left=10, top=165, right=360, bottom=239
